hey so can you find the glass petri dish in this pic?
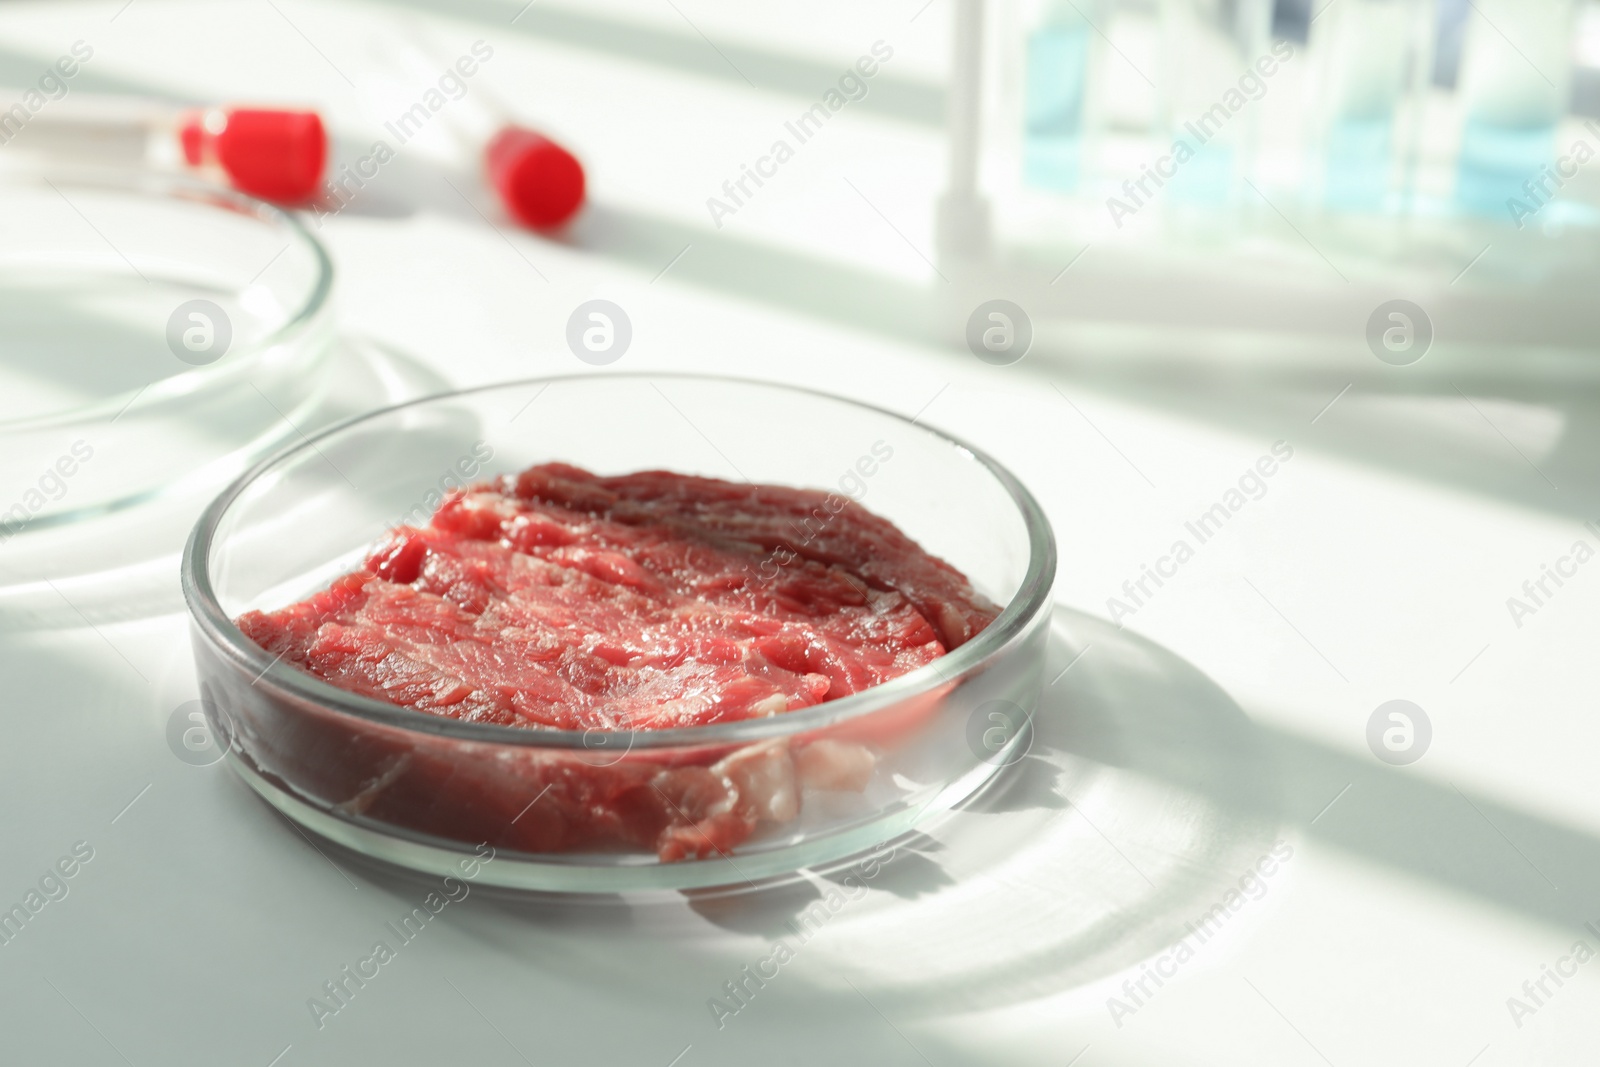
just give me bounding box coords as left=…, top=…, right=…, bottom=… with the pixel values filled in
left=183, top=375, right=1057, bottom=892
left=0, top=169, right=334, bottom=608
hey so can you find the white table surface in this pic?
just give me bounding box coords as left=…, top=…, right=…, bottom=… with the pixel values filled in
left=1, top=1, right=1596, bottom=1064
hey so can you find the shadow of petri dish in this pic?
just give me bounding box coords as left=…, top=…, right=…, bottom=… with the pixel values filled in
left=669, top=605, right=1284, bottom=1015
left=327, top=604, right=1280, bottom=1019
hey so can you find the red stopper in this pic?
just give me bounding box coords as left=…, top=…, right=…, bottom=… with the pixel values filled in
left=179, top=108, right=326, bottom=204
left=485, top=126, right=585, bottom=230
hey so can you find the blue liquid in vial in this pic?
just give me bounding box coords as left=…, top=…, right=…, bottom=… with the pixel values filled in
left=1324, top=117, right=1393, bottom=210
left=1455, top=119, right=1557, bottom=216
left=1165, top=133, right=1233, bottom=204
left=1024, top=23, right=1090, bottom=190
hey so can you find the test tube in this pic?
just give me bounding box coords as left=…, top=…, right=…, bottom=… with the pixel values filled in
left=367, top=28, right=585, bottom=230
left=1156, top=0, right=1274, bottom=212
left=0, top=97, right=325, bottom=204
left=1453, top=0, right=1576, bottom=215
left=1022, top=0, right=1100, bottom=191
left=1307, top=0, right=1433, bottom=213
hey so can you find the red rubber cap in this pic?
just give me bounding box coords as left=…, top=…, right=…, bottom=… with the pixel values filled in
left=485, top=126, right=585, bottom=230
left=179, top=116, right=206, bottom=168
left=179, top=108, right=326, bottom=204
left=216, top=109, right=326, bottom=204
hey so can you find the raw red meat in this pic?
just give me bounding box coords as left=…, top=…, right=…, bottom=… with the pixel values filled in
left=237, top=464, right=998, bottom=860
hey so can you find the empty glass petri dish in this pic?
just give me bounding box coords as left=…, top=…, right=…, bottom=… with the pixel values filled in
left=0, top=170, right=334, bottom=613
left=183, top=375, right=1058, bottom=893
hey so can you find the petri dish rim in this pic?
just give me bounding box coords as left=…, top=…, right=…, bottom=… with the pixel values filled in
left=182, top=372, right=1059, bottom=753
left=0, top=167, right=334, bottom=433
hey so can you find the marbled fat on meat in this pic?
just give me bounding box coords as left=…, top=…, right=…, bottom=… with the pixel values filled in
left=237, top=464, right=998, bottom=860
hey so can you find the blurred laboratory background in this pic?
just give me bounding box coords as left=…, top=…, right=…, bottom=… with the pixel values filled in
left=3, top=1, right=1600, bottom=1064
